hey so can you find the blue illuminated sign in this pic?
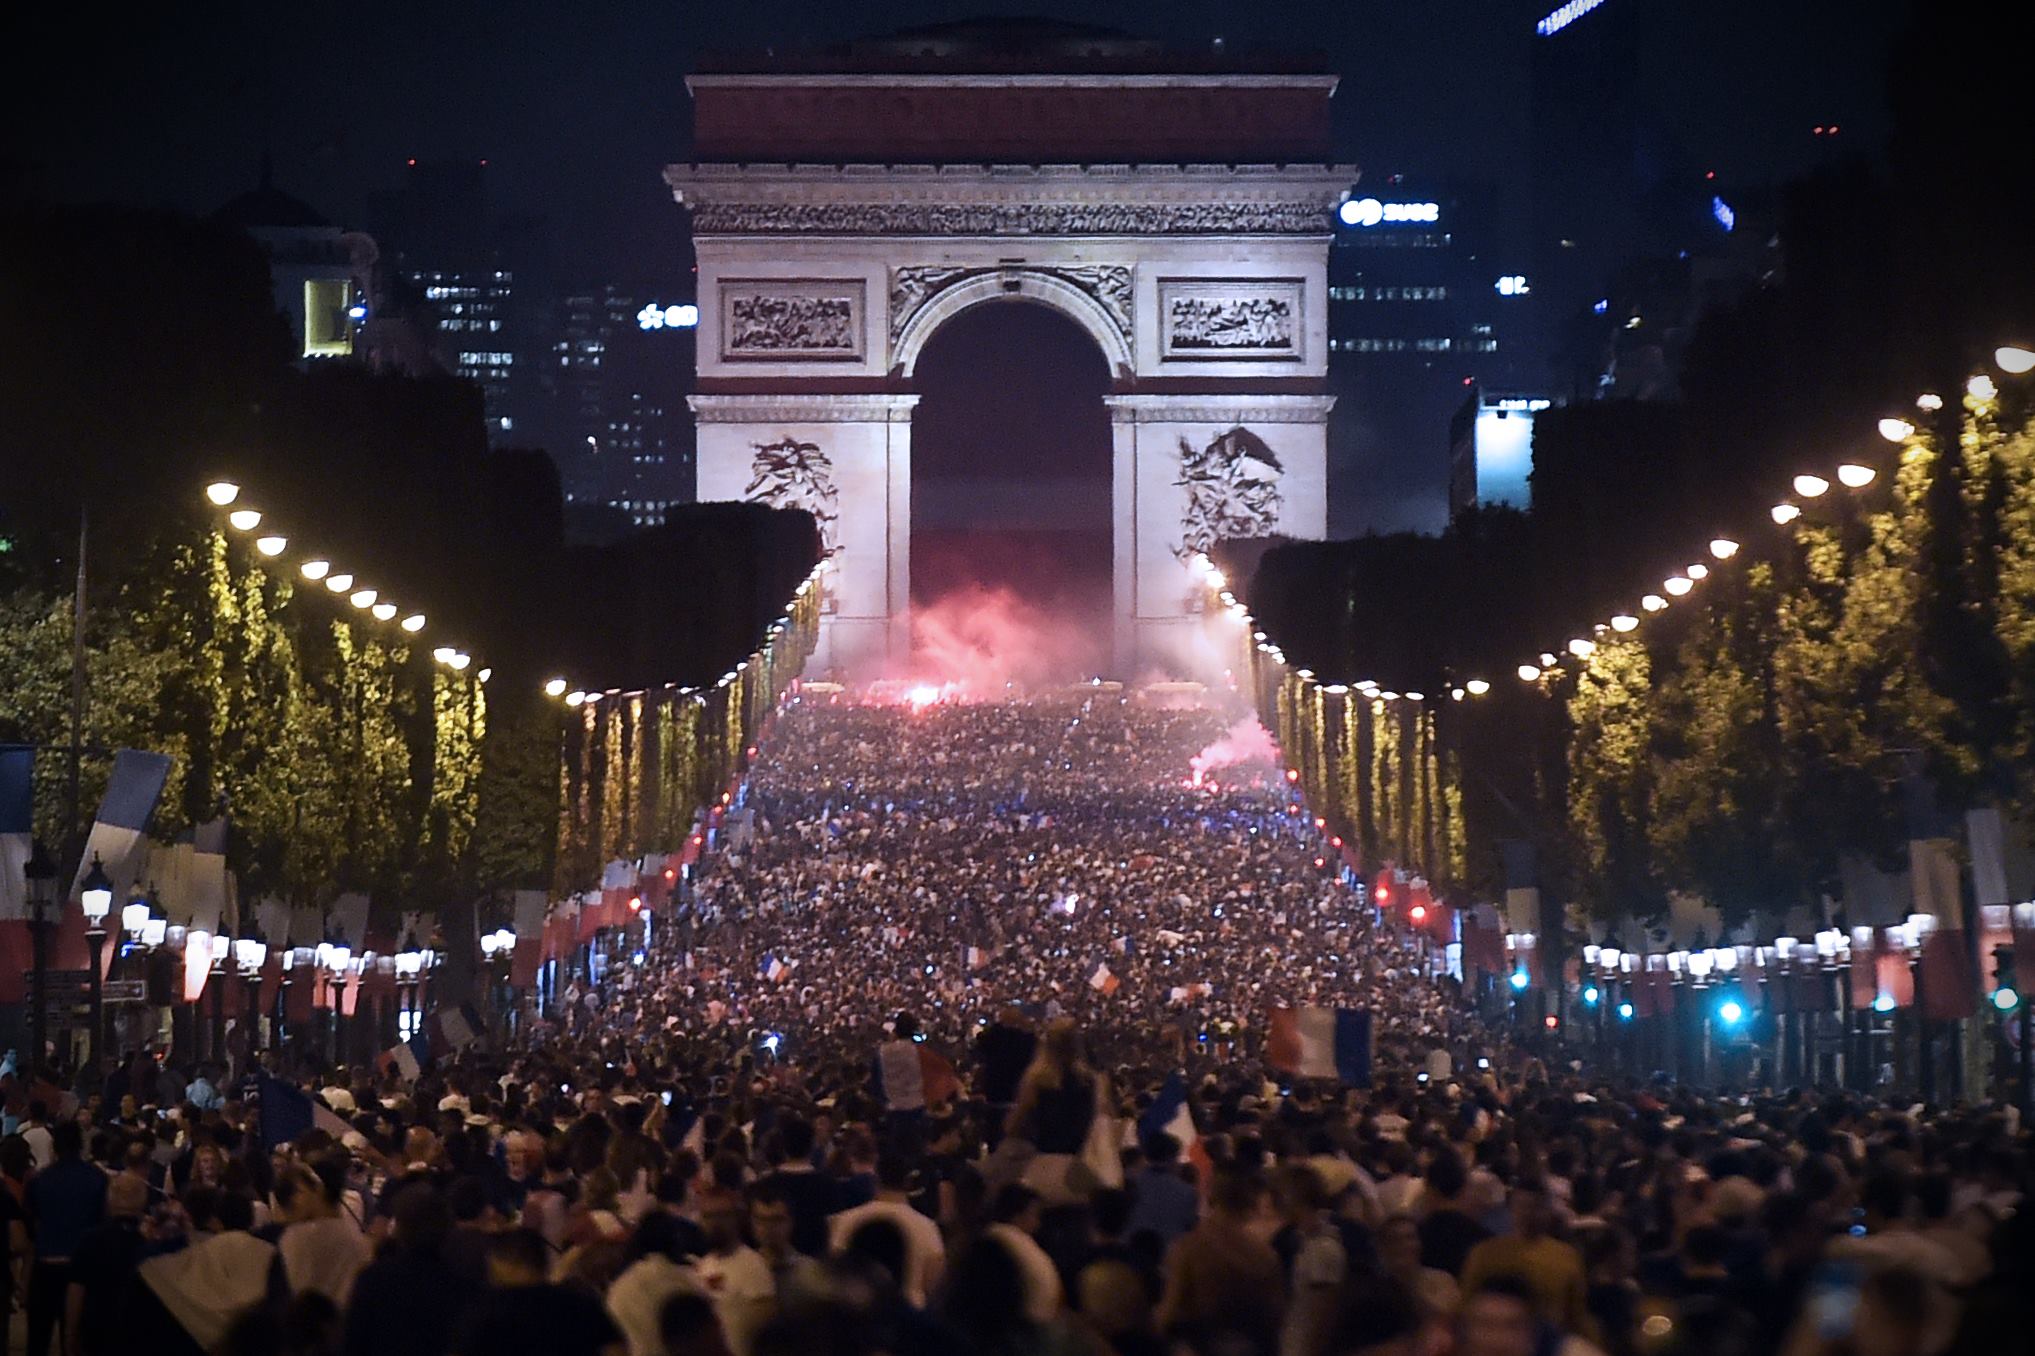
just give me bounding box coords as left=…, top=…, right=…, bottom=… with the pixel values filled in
left=1711, top=196, right=1736, bottom=232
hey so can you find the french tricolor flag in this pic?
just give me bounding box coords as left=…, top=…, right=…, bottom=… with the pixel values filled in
left=1139, top=1071, right=1215, bottom=1189
left=1267, top=1006, right=1374, bottom=1086
left=1088, top=960, right=1121, bottom=996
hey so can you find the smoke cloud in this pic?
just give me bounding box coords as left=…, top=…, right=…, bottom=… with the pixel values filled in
left=1188, top=716, right=1282, bottom=787
left=865, top=582, right=1108, bottom=691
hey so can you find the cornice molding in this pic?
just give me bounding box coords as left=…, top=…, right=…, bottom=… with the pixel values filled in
left=1102, top=394, right=1336, bottom=424
left=689, top=394, right=922, bottom=424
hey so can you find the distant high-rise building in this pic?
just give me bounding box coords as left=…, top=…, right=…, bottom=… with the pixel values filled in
left=369, top=160, right=548, bottom=445
left=1326, top=178, right=1520, bottom=533
left=1449, top=388, right=1548, bottom=518
left=545, top=285, right=695, bottom=528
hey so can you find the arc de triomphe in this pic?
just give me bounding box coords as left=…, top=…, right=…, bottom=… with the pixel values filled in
left=667, top=23, right=1355, bottom=674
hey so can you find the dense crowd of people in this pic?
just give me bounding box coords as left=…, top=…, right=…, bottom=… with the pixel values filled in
left=0, top=689, right=2026, bottom=1356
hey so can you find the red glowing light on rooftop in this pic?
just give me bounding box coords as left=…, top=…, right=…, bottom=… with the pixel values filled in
left=1285, top=768, right=1300, bottom=783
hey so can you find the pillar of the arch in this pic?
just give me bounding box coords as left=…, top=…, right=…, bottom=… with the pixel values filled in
left=690, top=393, right=919, bottom=675
left=1104, top=394, right=1334, bottom=674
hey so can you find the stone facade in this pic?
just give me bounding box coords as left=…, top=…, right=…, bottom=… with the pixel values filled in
left=671, top=146, right=1350, bottom=674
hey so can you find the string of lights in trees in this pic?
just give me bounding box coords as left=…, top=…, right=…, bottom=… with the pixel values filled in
left=201, top=480, right=484, bottom=680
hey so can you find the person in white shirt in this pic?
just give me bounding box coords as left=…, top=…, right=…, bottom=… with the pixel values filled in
left=20, top=1105, right=53, bottom=1171
left=827, top=1150, right=946, bottom=1307
left=606, top=1214, right=705, bottom=1356
left=692, top=1187, right=774, bottom=1356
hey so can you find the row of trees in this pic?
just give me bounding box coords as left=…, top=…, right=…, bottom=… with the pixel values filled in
left=1240, top=385, right=2035, bottom=936
left=0, top=202, right=823, bottom=934
left=1551, top=388, right=2035, bottom=927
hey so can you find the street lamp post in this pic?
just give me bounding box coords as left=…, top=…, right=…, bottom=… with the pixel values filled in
left=78, top=855, right=112, bottom=1071
left=23, top=841, right=58, bottom=1074
left=233, top=935, right=267, bottom=1075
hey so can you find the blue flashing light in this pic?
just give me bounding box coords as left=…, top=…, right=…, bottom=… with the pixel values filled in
left=1583, top=985, right=1601, bottom=1005
left=1592, top=299, right=1609, bottom=315
left=1718, top=999, right=1745, bottom=1026
left=1509, top=970, right=1530, bottom=991
left=347, top=302, right=369, bottom=322
left=1711, top=196, right=1736, bottom=232
left=1873, top=992, right=1896, bottom=1013
left=1617, top=1001, right=1635, bottom=1020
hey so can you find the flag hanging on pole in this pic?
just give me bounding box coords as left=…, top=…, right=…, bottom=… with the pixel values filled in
left=1266, top=1006, right=1373, bottom=1086
left=0, top=747, right=33, bottom=924
left=71, top=749, right=172, bottom=899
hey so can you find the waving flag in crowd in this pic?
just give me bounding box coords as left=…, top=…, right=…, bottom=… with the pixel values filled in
left=1267, top=1005, right=1373, bottom=1086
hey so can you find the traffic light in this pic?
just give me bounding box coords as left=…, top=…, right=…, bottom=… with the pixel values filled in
left=1992, top=944, right=2020, bottom=1013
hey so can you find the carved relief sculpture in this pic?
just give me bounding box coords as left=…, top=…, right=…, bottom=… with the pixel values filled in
left=888, top=264, right=1134, bottom=348
left=1175, top=426, right=1284, bottom=559
left=719, top=279, right=865, bottom=360
left=745, top=438, right=841, bottom=551
left=1158, top=279, right=1303, bottom=362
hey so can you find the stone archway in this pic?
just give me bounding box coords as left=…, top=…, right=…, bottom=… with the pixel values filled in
left=670, top=32, right=1352, bottom=675
left=891, top=267, right=1134, bottom=380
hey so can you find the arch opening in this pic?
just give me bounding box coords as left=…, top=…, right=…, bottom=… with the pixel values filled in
left=909, top=297, right=1114, bottom=680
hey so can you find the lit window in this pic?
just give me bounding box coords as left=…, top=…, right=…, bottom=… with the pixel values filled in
left=302, top=279, right=354, bottom=358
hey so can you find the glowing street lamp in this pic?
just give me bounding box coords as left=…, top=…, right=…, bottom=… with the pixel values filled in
left=205, top=482, right=241, bottom=506
left=324, top=573, right=353, bottom=593
left=1686, top=563, right=1709, bottom=580
left=1708, top=538, right=1739, bottom=560
left=227, top=509, right=262, bottom=531
left=1771, top=503, right=1802, bottom=525
left=1877, top=417, right=1915, bottom=442
left=1996, top=345, right=2035, bottom=375
left=1465, top=678, right=1491, bottom=695
left=1792, top=474, right=1830, bottom=498
left=544, top=678, right=568, bottom=697
left=300, top=559, right=331, bottom=581
left=1641, top=594, right=1667, bottom=612
left=400, top=613, right=426, bottom=632
left=255, top=535, right=287, bottom=557
left=1610, top=614, right=1639, bottom=633
left=349, top=588, right=377, bottom=609
left=1836, top=463, right=1877, bottom=489
left=1567, top=638, right=1596, bottom=658
left=1663, top=575, right=1693, bottom=597
left=1517, top=664, right=1542, bottom=682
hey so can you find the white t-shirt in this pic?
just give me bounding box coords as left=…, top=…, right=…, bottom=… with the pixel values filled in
left=607, top=1255, right=702, bottom=1356
left=829, top=1197, right=946, bottom=1306
left=692, top=1246, right=775, bottom=1356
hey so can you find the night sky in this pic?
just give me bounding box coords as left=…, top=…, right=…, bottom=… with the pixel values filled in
left=18, top=0, right=1915, bottom=531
